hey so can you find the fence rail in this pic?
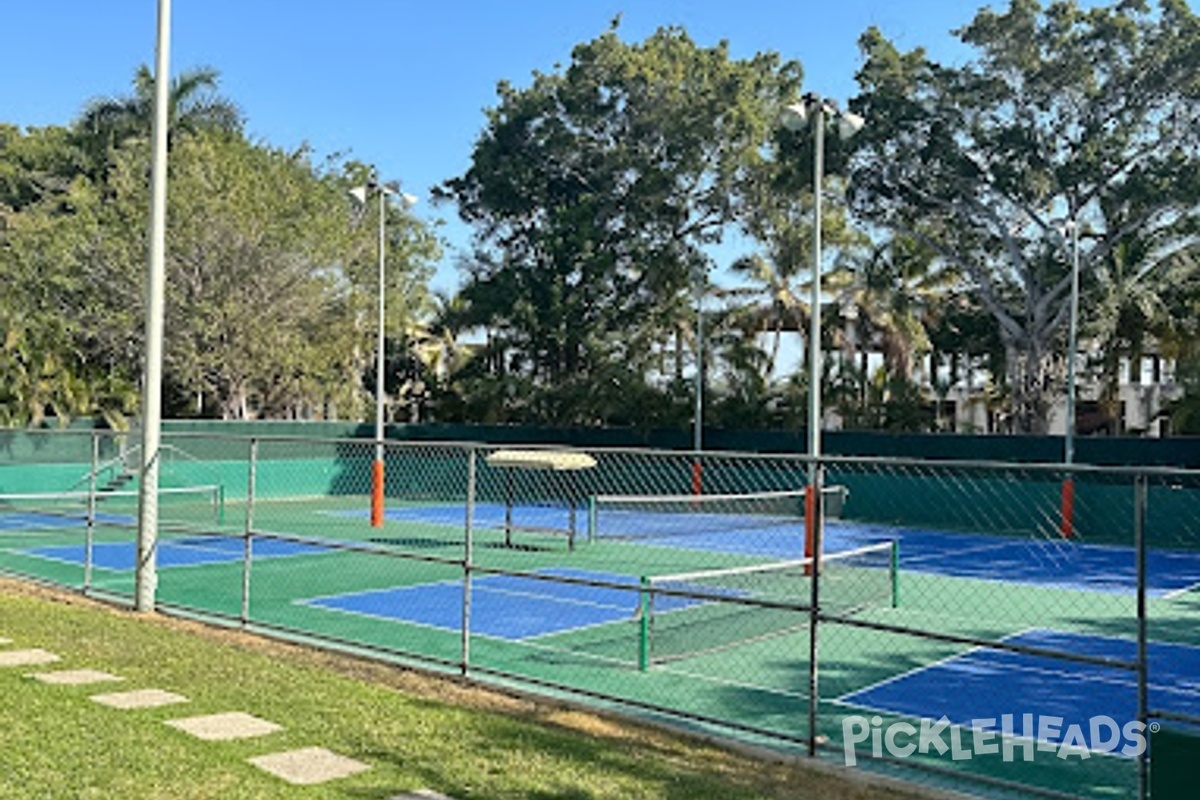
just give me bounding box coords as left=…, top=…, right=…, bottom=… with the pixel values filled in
left=1, top=428, right=1198, bottom=799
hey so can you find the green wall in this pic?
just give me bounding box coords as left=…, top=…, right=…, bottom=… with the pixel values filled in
left=3, top=423, right=1197, bottom=549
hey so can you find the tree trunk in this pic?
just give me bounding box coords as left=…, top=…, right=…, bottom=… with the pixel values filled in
left=1006, top=340, right=1053, bottom=434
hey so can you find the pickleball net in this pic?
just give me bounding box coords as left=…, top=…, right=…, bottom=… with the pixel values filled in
left=0, top=485, right=224, bottom=533
left=637, top=540, right=899, bottom=666
left=587, top=489, right=809, bottom=542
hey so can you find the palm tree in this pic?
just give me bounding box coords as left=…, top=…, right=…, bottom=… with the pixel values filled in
left=825, top=235, right=953, bottom=382
left=814, top=234, right=960, bottom=428
left=731, top=173, right=868, bottom=382
left=1087, top=236, right=1175, bottom=429
left=73, top=65, right=242, bottom=177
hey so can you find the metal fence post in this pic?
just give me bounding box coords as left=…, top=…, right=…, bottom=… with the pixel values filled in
left=84, top=430, right=99, bottom=594
left=1134, top=473, right=1149, bottom=800
left=808, top=462, right=825, bottom=757
left=461, top=447, right=475, bottom=678
left=241, top=437, right=258, bottom=628
left=587, top=494, right=597, bottom=545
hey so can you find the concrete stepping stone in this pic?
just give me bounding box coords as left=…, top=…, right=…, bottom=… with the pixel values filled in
left=31, top=669, right=123, bottom=686
left=165, top=711, right=281, bottom=741
left=0, top=649, right=60, bottom=667
left=389, top=791, right=458, bottom=800
left=91, top=688, right=189, bottom=709
left=248, top=747, right=370, bottom=786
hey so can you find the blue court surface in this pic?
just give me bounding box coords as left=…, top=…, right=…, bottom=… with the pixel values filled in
left=24, top=536, right=328, bottom=571
left=824, top=523, right=1200, bottom=598
left=335, top=502, right=1200, bottom=597
left=838, top=629, right=1200, bottom=754
left=304, top=569, right=689, bottom=640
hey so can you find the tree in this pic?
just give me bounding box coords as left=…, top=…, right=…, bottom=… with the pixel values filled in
left=0, top=155, right=140, bottom=426
left=73, top=65, right=242, bottom=177
left=730, top=176, right=864, bottom=378
left=827, top=236, right=952, bottom=382
left=818, top=235, right=961, bottom=429
left=0, top=124, right=88, bottom=213
left=849, top=0, right=1199, bottom=433
left=100, top=133, right=436, bottom=420
left=1, top=121, right=439, bottom=424
left=439, top=23, right=800, bottom=426
left=2, top=65, right=445, bottom=426
left=1155, top=247, right=1200, bottom=432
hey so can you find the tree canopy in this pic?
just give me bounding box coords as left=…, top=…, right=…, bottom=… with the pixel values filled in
left=438, top=24, right=801, bottom=425
left=1, top=69, right=437, bottom=426
left=847, top=0, right=1199, bottom=432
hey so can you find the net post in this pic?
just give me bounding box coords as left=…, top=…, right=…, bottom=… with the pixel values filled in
left=890, top=539, right=900, bottom=608
left=638, top=576, right=651, bottom=672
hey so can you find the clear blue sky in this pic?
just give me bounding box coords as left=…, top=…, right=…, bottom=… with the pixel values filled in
left=2, top=0, right=982, bottom=291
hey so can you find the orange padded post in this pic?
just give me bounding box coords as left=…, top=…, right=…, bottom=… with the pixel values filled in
left=804, top=484, right=816, bottom=575
left=370, top=459, right=385, bottom=528
left=1059, top=477, right=1075, bottom=539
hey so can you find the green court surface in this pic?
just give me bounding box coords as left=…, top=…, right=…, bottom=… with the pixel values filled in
left=2, top=484, right=1197, bottom=800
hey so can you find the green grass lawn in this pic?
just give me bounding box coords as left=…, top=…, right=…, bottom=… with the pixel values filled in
left=0, top=579, right=929, bottom=800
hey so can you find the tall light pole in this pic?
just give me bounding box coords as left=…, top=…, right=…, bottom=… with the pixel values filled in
left=692, top=266, right=705, bottom=495
left=781, top=94, right=864, bottom=551
left=1064, top=218, right=1081, bottom=466
left=1060, top=217, right=1081, bottom=538
left=783, top=96, right=863, bottom=760
left=135, top=0, right=172, bottom=612
left=349, top=178, right=417, bottom=528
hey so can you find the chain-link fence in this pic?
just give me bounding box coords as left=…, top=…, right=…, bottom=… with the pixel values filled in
left=1, top=428, right=1198, bottom=799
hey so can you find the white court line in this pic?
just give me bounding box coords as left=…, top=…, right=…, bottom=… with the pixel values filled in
left=294, top=596, right=515, bottom=643
left=1162, top=579, right=1200, bottom=600
left=832, top=627, right=1040, bottom=705
left=0, top=545, right=123, bottom=574
left=297, top=582, right=638, bottom=644
left=466, top=581, right=635, bottom=615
